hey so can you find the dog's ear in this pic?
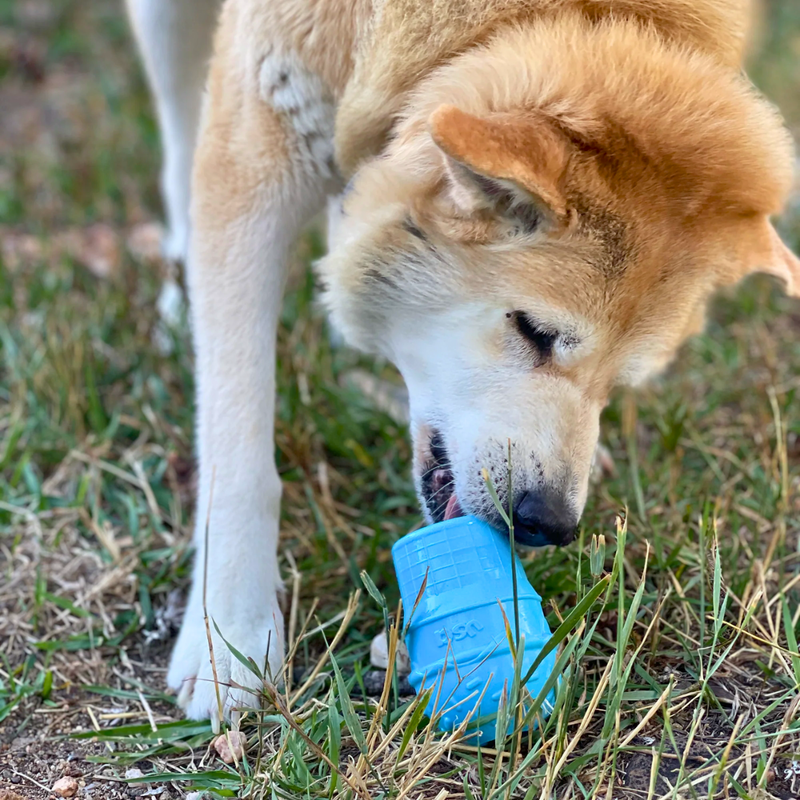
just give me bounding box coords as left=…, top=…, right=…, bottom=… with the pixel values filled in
left=428, top=105, right=570, bottom=232
left=738, top=219, right=800, bottom=297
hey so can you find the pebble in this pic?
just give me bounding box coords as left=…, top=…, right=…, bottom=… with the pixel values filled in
left=363, top=669, right=414, bottom=697
left=213, top=730, right=247, bottom=764
left=52, top=776, right=79, bottom=798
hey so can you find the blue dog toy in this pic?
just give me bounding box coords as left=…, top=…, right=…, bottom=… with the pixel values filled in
left=392, top=515, right=557, bottom=744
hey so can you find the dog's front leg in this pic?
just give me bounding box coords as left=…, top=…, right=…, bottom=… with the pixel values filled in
left=166, top=23, right=335, bottom=725
left=125, top=0, right=221, bottom=264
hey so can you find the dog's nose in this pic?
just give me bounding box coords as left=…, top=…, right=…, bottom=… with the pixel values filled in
left=513, top=489, right=577, bottom=547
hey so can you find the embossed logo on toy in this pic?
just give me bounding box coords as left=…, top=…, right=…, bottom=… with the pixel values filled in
left=436, top=620, right=484, bottom=646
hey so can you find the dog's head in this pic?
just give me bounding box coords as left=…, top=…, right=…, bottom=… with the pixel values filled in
left=320, top=19, right=799, bottom=545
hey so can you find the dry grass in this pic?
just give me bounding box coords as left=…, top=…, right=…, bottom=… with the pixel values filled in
left=1, top=1, right=800, bottom=798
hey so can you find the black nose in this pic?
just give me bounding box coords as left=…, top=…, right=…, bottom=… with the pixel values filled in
left=513, top=489, right=577, bottom=547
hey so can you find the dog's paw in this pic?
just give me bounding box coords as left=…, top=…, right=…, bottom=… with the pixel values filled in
left=590, top=442, right=616, bottom=484
left=167, top=595, right=284, bottom=729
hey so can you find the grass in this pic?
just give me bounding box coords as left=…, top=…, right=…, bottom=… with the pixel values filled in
left=1, top=0, right=799, bottom=798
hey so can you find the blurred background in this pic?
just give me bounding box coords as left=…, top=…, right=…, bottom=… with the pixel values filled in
left=0, top=1, right=799, bottom=797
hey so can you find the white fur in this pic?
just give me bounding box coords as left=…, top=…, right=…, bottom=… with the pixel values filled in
left=259, top=54, right=338, bottom=183
left=127, top=5, right=339, bottom=723
left=387, top=304, right=600, bottom=519
left=163, top=49, right=337, bottom=726
left=125, top=0, right=221, bottom=262
left=165, top=204, right=290, bottom=726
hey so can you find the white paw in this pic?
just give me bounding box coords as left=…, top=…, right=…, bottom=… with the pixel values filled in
left=167, top=593, right=284, bottom=729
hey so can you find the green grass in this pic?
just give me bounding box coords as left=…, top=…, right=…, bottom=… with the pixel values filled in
left=1, top=1, right=800, bottom=798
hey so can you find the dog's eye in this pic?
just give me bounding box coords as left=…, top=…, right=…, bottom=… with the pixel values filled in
left=510, top=312, right=557, bottom=359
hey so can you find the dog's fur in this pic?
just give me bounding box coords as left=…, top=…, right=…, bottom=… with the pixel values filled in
left=126, top=0, right=800, bottom=725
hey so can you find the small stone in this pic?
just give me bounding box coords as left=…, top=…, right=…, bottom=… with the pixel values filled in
left=125, top=768, right=144, bottom=780
left=52, top=777, right=78, bottom=798
left=363, top=669, right=388, bottom=696
left=213, top=730, right=247, bottom=764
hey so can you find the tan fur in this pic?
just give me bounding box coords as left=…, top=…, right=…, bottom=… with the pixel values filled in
left=158, top=0, right=798, bottom=722
left=335, top=0, right=751, bottom=173
left=430, top=105, right=572, bottom=216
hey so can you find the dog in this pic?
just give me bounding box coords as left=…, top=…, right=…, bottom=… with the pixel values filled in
left=125, top=0, right=800, bottom=726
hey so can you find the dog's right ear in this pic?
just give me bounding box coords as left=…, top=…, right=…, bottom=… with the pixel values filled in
left=428, top=105, right=571, bottom=236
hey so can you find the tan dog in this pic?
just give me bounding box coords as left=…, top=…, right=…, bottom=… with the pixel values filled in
left=127, top=0, right=800, bottom=725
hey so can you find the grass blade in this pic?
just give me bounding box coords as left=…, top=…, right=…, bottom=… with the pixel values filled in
left=520, top=575, right=609, bottom=687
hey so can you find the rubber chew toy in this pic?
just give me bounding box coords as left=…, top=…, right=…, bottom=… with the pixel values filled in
left=392, top=515, right=557, bottom=744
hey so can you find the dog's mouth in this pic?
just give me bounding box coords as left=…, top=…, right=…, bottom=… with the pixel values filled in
left=420, top=430, right=466, bottom=523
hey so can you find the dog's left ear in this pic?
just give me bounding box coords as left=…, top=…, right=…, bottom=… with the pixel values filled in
left=740, top=220, right=800, bottom=297
left=428, top=105, right=570, bottom=231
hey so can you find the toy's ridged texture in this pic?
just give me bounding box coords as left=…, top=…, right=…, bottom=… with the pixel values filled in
left=392, top=516, right=557, bottom=744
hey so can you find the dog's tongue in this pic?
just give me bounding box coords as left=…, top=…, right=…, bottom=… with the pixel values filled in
left=444, top=494, right=464, bottom=520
